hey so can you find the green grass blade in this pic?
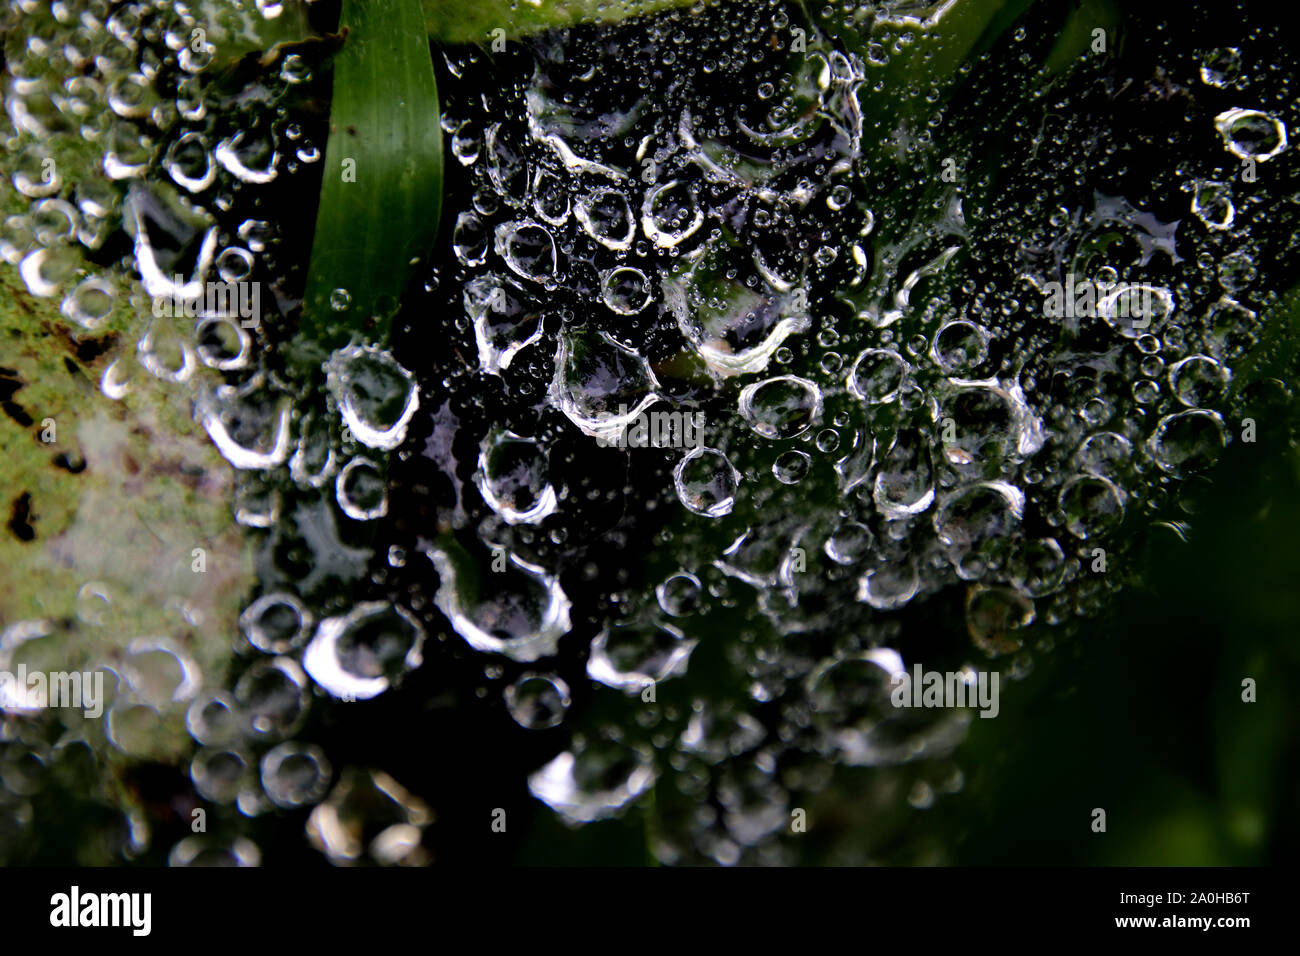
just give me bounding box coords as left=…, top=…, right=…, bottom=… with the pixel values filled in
left=300, top=0, right=443, bottom=351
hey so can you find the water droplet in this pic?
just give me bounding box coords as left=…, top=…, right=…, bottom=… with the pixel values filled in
left=426, top=544, right=571, bottom=662
left=575, top=186, right=635, bottom=251
left=656, top=571, right=703, bottom=616
left=772, top=449, right=811, bottom=484
left=738, top=375, right=822, bottom=439
left=240, top=593, right=312, bottom=655
left=527, top=738, right=655, bottom=823
left=496, top=219, right=557, bottom=281
left=588, top=621, right=697, bottom=692
left=674, top=447, right=740, bottom=517
left=642, top=180, right=703, bottom=248
left=505, top=674, right=572, bottom=729
left=261, top=742, right=331, bottom=808
left=1214, top=108, right=1287, bottom=162
left=303, top=603, right=425, bottom=700
left=1147, top=409, right=1227, bottom=477
left=326, top=344, right=420, bottom=451
left=475, top=429, right=558, bottom=525
left=601, top=266, right=653, bottom=315
left=847, top=348, right=907, bottom=403
left=1058, top=474, right=1126, bottom=538
left=1200, top=47, right=1241, bottom=87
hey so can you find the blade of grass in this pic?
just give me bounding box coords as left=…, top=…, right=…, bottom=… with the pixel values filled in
left=299, top=0, right=443, bottom=353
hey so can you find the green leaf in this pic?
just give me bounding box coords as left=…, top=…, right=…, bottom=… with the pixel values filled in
left=300, top=0, right=443, bottom=351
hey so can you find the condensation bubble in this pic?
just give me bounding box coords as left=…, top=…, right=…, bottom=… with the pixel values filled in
left=674, top=447, right=740, bottom=517
left=137, top=323, right=196, bottom=383
left=335, top=458, right=388, bottom=521
left=31, top=198, right=77, bottom=243
left=848, top=348, right=907, bottom=405
left=857, top=561, right=920, bottom=610
left=60, top=276, right=115, bottom=329
left=934, top=482, right=1024, bottom=549
left=772, top=449, right=811, bottom=484
left=1074, top=431, right=1133, bottom=476
left=588, top=621, right=697, bottom=692
left=504, top=673, right=572, bottom=729
left=1191, top=180, right=1234, bottom=231
left=495, top=219, right=557, bottom=280
left=739, top=375, right=822, bottom=439
left=453, top=211, right=489, bottom=266
left=1058, top=474, right=1126, bottom=538
left=642, top=179, right=703, bottom=248
left=601, top=266, right=653, bottom=315
left=190, top=747, right=253, bottom=803
left=303, top=602, right=425, bottom=700
left=806, top=650, right=966, bottom=766
left=680, top=705, right=765, bottom=761
left=1214, top=108, right=1287, bottom=162
left=656, top=571, right=703, bottom=616
left=234, top=657, right=309, bottom=739
left=527, top=738, right=655, bottom=823
left=216, top=246, right=255, bottom=283
left=238, top=219, right=274, bottom=253
left=279, top=53, right=311, bottom=84
left=123, top=637, right=200, bottom=708
left=168, top=835, right=261, bottom=867
left=465, top=274, right=545, bottom=374
left=931, top=320, right=988, bottom=373
left=1010, top=537, right=1068, bottom=598
left=1199, top=47, right=1241, bottom=87
left=824, top=519, right=874, bottom=565
left=1147, top=409, right=1227, bottom=477
left=1097, top=284, right=1174, bottom=337
left=575, top=186, right=635, bottom=251
left=290, top=412, right=339, bottom=489
left=531, top=167, right=569, bottom=224
left=164, top=131, right=215, bottom=192
left=196, top=315, right=252, bottom=370
left=427, top=546, right=571, bottom=662
left=1168, top=354, right=1229, bottom=408
left=240, top=593, right=312, bottom=654
left=200, top=378, right=292, bottom=470
left=261, top=742, right=332, bottom=808
left=185, top=691, right=241, bottom=747
left=550, top=327, right=659, bottom=441
left=874, top=429, right=935, bottom=518
left=326, top=345, right=420, bottom=451
left=75, top=581, right=113, bottom=626
left=966, top=585, right=1035, bottom=657
left=1217, top=250, right=1257, bottom=293
left=475, top=429, right=558, bottom=525
left=20, top=246, right=78, bottom=297
left=216, top=130, right=279, bottom=183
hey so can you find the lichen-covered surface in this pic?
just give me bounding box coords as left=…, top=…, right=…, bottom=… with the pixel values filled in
left=1, top=0, right=1297, bottom=866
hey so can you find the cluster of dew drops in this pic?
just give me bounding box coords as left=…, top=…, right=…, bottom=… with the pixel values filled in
left=0, top=0, right=1295, bottom=865
left=423, top=2, right=1295, bottom=862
